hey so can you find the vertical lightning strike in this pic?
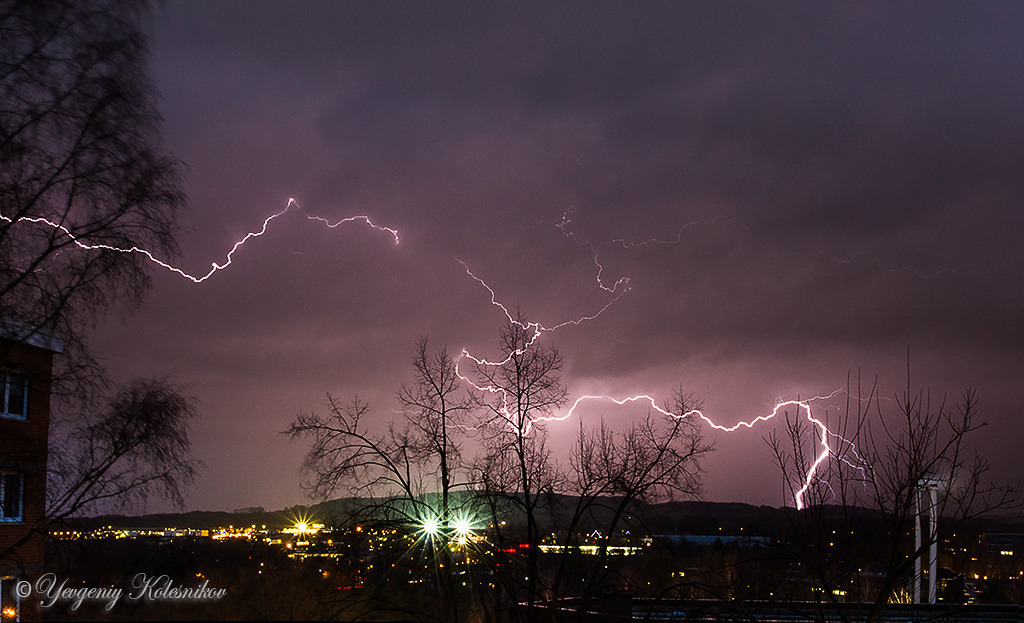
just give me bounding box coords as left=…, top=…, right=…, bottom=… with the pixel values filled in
left=454, top=256, right=852, bottom=509
left=0, top=198, right=399, bottom=283
left=556, top=394, right=845, bottom=510
left=455, top=260, right=631, bottom=355
left=465, top=205, right=744, bottom=345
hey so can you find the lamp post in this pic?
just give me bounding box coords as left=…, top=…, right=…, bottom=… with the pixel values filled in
left=913, top=476, right=941, bottom=604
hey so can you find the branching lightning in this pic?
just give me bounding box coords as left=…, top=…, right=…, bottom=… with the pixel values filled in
left=557, top=205, right=747, bottom=250
left=6, top=193, right=861, bottom=511
left=456, top=208, right=862, bottom=511
left=564, top=394, right=844, bottom=510
left=0, top=198, right=399, bottom=283
left=832, top=253, right=980, bottom=280
left=460, top=339, right=850, bottom=510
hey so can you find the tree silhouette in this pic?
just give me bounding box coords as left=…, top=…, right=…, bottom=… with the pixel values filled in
left=0, top=0, right=197, bottom=560
left=554, top=389, right=712, bottom=609
left=1, top=0, right=184, bottom=396
left=289, top=321, right=716, bottom=622
left=2, top=378, right=200, bottom=561
left=768, top=365, right=1019, bottom=621
left=286, top=339, right=475, bottom=621
left=469, top=310, right=567, bottom=613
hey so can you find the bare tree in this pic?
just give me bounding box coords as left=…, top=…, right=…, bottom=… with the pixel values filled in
left=47, top=378, right=200, bottom=517
left=0, top=1, right=202, bottom=571
left=289, top=325, right=718, bottom=621
left=286, top=340, right=471, bottom=512
left=1, top=0, right=185, bottom=398
left=554, top=389, right=713, bottom=605
left=768, top=366, right=1019, bottom=621
left=397, top=338, right=473, bottom=524
left=285, top=339, right=474, bottom=621
left=0, top=379, right=199, bottom=560
left=287, top=395, right=418, bottom=504
left=469, top=311, right=568, bottom=613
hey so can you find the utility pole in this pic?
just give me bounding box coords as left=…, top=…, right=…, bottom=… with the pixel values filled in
left=913, top=476, right=940, bottom=604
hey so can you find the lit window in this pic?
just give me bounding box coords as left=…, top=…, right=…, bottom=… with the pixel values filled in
left=0, top=576, right=19, bottom=622
left=0, top=372, right=27, bottom=419
left=0, top=474, right=23, bottom=522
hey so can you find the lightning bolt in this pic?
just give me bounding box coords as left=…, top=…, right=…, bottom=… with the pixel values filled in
left=457, top=209, right=861, bottom=511
left=0, top=198, right=399, bottom=283
left=461, top=374, right=844, bottom=510
left=452, top=268, right=841, bottom=508
left=563, top=394, right=842, bottom=511
left=6, top=194, right=863, bottom=510
left=832, top=253, right=981, bottom=280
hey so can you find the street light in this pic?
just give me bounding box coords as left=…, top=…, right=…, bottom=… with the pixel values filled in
left=419, top=515, right=441, bottom=539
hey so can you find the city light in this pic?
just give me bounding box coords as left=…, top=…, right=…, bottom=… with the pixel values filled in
left=452, top=517, right=473, bottom=539
left=283, top=511, right=322, bottom=536
left=419, top=516, right=441, bottom=539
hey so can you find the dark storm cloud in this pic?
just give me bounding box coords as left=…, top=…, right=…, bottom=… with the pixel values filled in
left=98, top=1, right=1024, bottom=510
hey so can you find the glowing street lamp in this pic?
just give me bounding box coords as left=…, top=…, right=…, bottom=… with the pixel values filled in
left=452, top=517, right=473, bottom=542
left=419, top=516, right=441, bottom=539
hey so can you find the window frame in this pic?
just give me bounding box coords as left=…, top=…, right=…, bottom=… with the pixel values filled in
left=0, top=371, right=27, bottom=420
left=0, top=473, right=23, bottom=523
left=0, top=576, right=20, bottom=622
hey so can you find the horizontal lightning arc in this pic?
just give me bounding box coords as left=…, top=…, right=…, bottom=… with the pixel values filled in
left=7, top=192, right=857, bottom=512
left=455, top=229, right=851, bottom=511
left=551, top=393, right=841, bottom=511
left=0, top=198, right=400, bottom=283
left=558, top=205, right=747, bottom=250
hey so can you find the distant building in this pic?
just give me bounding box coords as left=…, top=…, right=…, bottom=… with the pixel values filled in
left=0, top=320, right=63, bottom=622
left=653, top=534, right=771, bottom=548
left=982, top=533, right=1024, bottom=558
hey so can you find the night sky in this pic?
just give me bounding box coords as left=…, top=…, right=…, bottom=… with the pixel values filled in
left=92, top=1, right=1024, bottom=513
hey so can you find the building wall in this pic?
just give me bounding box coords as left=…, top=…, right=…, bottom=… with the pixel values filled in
left=0, top=336, right=57, bottom=573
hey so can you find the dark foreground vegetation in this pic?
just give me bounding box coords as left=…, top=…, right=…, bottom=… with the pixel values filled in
left=46, top=499, right=1024, bottom=622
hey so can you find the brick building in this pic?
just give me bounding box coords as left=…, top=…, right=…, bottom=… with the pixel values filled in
left=0, top=321, right=63, bottom=622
